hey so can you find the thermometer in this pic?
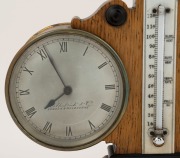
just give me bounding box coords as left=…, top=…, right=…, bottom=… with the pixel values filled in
left=143, top=0, right=178, bottom=154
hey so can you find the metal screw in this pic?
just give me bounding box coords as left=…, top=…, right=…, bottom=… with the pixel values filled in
left=150, top=131, right=155, bottom=136
left=163, top=130, right=168, bottom=135
left=165, top=8, right=171, bottom=13
left=152, top=8, right=157, bottom=13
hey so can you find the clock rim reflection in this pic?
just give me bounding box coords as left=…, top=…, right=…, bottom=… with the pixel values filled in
left=5, top=24, right=129, bottom=151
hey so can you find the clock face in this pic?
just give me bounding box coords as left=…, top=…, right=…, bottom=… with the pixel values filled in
left=6, top=26, right=129, bottom=150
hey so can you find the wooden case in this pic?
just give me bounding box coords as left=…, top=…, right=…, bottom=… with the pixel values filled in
left=71, top=0, right=180, bottom=154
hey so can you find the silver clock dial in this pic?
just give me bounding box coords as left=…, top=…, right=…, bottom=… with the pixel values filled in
left=6, top=25, right=129, bottom=150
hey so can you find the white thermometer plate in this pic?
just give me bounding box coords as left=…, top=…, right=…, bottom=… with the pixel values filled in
left=143, top=0, right=178, bottom=154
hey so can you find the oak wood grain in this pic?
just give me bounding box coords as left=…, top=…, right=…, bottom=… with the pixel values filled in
left=71, top=0, right=180, bottom=154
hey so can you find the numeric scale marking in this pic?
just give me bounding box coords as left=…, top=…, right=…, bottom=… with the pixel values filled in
left=83, top=46, right=88, bottom=56
left=25, top=107, right=37, bottom=118
left=23, top=67, right=34, bottom=75
left=98, top=62, right=107, bottom=69
left=43, top=122, right=52, bottom=134
left=37, top=48, right=47, bottom=60
left=19, top=89, right=30, bottom=95
left=66, top=126, right=73, bottom=136
left=143, top=0, right=178, bottom=154
left=59, top=42, right=68, bottom=53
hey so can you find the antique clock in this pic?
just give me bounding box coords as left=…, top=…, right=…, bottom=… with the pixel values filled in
left=5, top=0, right=180, bottom=157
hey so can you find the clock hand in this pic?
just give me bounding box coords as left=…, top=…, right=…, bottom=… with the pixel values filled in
left=43, top=45, right=66, bottom=87
left=44, top=86, right=72, bottom=109
left=45, top=92, right=65, bottom=109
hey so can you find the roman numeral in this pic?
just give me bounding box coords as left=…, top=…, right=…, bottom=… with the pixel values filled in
left=60, top=42, right=68, bottom=53
left=23, top=67, right=34, bottom=75
left=88, top=120, right=96, bottom=130
left=83, top=46, right=88, bottom=56
left=19, top=89, right=30, bottom=95
left=105, top=84, right=115, bottom=90
left=25, top=107, right=37, bottom=118
left=37, top=48, right=47, bottom=60
left=66, top=126, right=73, bottom=136
left=43, top=122, right=52, bottom=133
left=101, top=103, right=112, bottom=112
left=98, top=62, right=107, bottom=69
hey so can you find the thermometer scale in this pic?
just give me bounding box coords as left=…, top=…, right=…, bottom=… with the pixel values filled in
left=143, top=0, right=178, bottom=154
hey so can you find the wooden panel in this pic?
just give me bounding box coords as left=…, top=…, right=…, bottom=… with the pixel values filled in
left=71, top=0, right=180, bottom=154
left=71, top=0, right=143, bottom=154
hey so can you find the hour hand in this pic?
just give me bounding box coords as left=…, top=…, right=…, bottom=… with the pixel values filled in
left=44, top=93, right=65, bottom=109
left=44, top=86, right=72, bottom=109
left=45, top=100, right=56, bottom=109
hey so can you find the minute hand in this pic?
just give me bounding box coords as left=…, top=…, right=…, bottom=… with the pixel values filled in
left=43, top=45, right=66, bottom=87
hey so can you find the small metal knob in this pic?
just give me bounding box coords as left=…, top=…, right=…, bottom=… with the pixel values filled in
left=153, top=136, right=165, bottom=147
left=105, top=5, right=127, bottom=26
